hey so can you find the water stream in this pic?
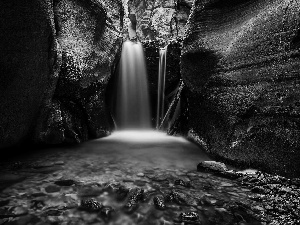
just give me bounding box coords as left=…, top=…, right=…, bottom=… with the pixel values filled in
left=115, top=40, right=151, bottom=130
left=156, top=46, right=167, bottom=129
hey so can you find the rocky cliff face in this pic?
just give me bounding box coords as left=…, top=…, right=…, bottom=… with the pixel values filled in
left=181, top=0, right=300, bottom=177
left=126, top=0, right=193, bottom=42
left=0, top=0, right=124, bottom=148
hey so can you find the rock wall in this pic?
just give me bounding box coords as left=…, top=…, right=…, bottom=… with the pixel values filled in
left=35, top=0, right=124, bottom=144
left=181, top=0, right=300, bottom=177
left=0, top=0, right=55, bottom=149
left=0, top=0, right=124, bottom=148
left=126, top=0, right=193, bottom=42
left=142, top=40, right=182, bottom=127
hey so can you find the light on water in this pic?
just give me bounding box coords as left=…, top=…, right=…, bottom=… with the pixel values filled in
left=104, top=130, right=188, bottom=143
left=115, top=40, right=151, bottom=129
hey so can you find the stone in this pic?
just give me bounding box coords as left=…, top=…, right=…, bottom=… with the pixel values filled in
left=123, top=188, right=144, bottom=213
left=79, top=198, right=103, bottom=212
left=174, top=179, right=191, bottom=188
left=45, top=185, right=60, bottom=193
left=153, top=195, right=166, bottom=210
left=197, top=161, right=227, bottom=173
left=54, top=179, right=76, bottom=186
left=179, top=211, right=200, bottom=223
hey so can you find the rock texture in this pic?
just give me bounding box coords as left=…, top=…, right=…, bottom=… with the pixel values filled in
left=0, top=0, right=55, bottom=149
left=126, top=0, right=193, bottom=42
left=181, top=0, right=300, bottom=177
left=0, top=0, right=124, bottom=148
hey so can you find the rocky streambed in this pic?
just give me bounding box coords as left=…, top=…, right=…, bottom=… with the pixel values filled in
left=0, top=131, right=299, bottom=225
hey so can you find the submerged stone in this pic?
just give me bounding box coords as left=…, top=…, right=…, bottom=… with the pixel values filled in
left=153, top=195, right=166, bottom=210
left=45, top=184, right=60, bottom=193
left=54, top=179, right=76, bottom=186
left=123, top=188, right=144, bottom=213
left=79, top=198, right=103, bottom=212
left=179, top=211, right=200, bottom=223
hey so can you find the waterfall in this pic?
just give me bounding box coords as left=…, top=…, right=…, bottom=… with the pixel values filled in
left=114, top=40, right=151, bottom=130
left=156, top=46, right=167, bottom=129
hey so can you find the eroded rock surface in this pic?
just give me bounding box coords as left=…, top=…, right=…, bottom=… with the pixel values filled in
left=0, top=0, right=124, bottom=148
left=181, top=0, right=300, bottom=177
left=126, top=0, right=192, bottom=41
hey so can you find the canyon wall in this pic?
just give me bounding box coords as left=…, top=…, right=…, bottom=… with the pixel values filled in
left=0, top=0, right=124, bottom=148
left=126, top=0, right=193, bottom=42
left=181, top=0, right=300, bottom=177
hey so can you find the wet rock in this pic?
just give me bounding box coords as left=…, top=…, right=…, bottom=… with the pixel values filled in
left=42, top=209, right=62, bottom=216
left=153, top=195, right=166, bottom=210
left=30, top=199, right=45, bottom=210
left=197, top=161, right=227, bottom=173
left=123, top=188, right=144, bottom=213
left=179, top=211, right=200, bottom=223
left=54, top=179, right=76, bottom=186
left=45, top=184, right=60, bottom=193
left=103, top=183, right=121, bottom=193
left=79, top=198, right=103, bottom=212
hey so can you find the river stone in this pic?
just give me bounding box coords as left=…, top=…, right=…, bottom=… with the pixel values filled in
left=79, top=198, right=103, bottom=212
left=179, top=211, right=200, bottom=223
left=54, top=179, right=76, bottom=186
left=45, top=185, right=61, bottom=193
left=153, top=195, right=166, bottom=210
left=197, top=161, right=227, bottom=173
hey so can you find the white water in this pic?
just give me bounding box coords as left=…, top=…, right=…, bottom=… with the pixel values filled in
left=156, top=46, right=167, bottom=129
left=115, top=40, right=151, bottom=129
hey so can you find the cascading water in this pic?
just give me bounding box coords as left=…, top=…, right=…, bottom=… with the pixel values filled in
left=156, top=46, right=167, bottom=129
left=114, top=40, right=151, bottom=129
